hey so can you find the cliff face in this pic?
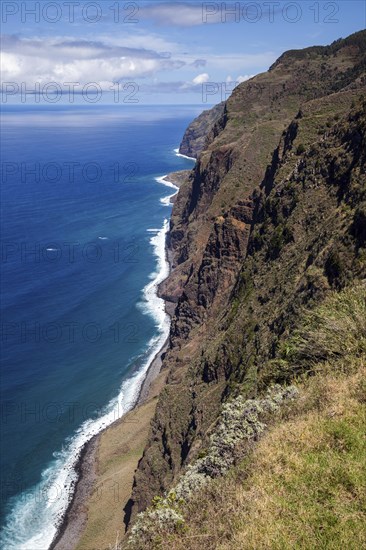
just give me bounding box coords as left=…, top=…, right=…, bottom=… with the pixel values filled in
left=178, top=101, right=226, bottom=158
left=128, top=31, right=366, bottom=521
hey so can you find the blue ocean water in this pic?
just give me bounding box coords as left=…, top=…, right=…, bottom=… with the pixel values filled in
left=0, top=105, right=199, bottom=548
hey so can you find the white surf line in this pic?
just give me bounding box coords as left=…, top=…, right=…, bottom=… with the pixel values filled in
left=155, top=175, right=179, bottom=207
left=1, top=223, right=171, bottom=550
left=173, top=148, right=196, bottom=162
left=2, top=146, right=188, bottom=550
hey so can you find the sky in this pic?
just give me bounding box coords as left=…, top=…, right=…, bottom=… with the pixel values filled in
left=1, top=0, right=365, bottom=105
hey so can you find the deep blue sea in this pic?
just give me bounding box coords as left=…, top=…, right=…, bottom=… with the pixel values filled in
left=0, top=104, right=200, bottom=549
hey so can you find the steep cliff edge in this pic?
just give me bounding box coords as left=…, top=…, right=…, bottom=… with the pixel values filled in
left=127, top=31, right=366, bottom=528
left=127, top=281, right=366, bottom=548
left=178, top=101, right=226, bottom=158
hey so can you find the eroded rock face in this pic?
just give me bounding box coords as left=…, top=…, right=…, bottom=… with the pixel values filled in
left=179, top=102, right=226, bottom=158
left=128, top=31, right=366, bottom=524
left=171, top=202, right=253, bottom=342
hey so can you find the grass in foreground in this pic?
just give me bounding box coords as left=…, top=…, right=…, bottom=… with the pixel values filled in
left=159, top=364, right=365, bottom=550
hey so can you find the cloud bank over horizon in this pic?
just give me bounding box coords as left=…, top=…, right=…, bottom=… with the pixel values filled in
left=1, top=33, right=273, bottom=101
left=1, top=1, right=363, bottom=104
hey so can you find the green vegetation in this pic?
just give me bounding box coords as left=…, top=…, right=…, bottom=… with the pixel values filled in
left=124, top=284, right=366, bottom=549
left=284, top=282, right=366, bottom=367
left=352, top=202, right=366, bottom=247
left=296, top=143, right=306, bottom=155
left=267, top=224, right=293, bottom=259
left=124, top=31, right=366, bottom=550
left=160, top=365, right=365, bottom=550
left=126, top=386, right=298, bottom=549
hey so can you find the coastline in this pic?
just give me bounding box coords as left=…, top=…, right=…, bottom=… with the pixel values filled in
left=174, top=148, right=197, bottom=162
left=50, top=336, right=171, bottom=550
left=49, top=169, right=190, bottom=550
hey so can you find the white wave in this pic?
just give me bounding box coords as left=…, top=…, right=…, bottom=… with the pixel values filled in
left=160, top=196, right=172, bottom=206
left=155, top=175, right=178, bottom=207
left=1, top=223, right=171, bottom=550
left=173, top=148, right=196, bottom=162
left=137, top=219, right=170, bottom=324
left=98, top=236, right=109, bottom=240
left=155, top=175, right=178, bottom=190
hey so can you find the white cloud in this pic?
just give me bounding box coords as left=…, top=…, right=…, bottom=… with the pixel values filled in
left=0, top=32, right=273, bottom=98
left=142, top=3, right=217, bottom=27
left=97, top=31, right=181, bottom=54
left=139, top=2, right=287, bottom=27
left=206, top=53, right=276, bottom=71
left=192, top=73, right=209, bottom=85
left=237, top=74, right=253, bottom=83
left=175, top=51, right=276, bottom=75
left=0, top=35, right=185, bottom=89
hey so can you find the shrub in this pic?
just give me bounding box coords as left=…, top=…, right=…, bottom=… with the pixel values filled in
left=267, top=225, right=293, bottom=259
left=352, top=202, right=366, bottom=247
left=126, top=386, right=298, bottom=548
left=286, top=283, right=366, bottom=367
left=296, top=143, right=306, bottom=155
left=325, top=249, right=345, bottom=287
left=128, top=494, right=185, bottom=549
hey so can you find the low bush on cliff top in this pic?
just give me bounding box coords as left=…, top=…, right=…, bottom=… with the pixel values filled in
left=260, top=281, right=366, bottom=387
left=290, top=282, right=366, bottom=365
left=125, top=385, right=298, bottom=549
left=158, top=364, right=365, bottom=550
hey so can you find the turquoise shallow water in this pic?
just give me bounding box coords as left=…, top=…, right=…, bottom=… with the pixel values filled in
left=0, top=104, right=200, bottom=548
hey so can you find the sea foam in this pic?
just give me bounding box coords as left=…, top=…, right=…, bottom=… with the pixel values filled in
left=174, top=147, right=196, bottom=161
left=155, top=175, right=179, bottom=207
left=1, top=215, right=172, bottom=550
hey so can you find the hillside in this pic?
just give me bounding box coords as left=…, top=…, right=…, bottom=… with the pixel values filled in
left=72, top=31, right=366, bottom=549
left=179, top=101, right=226, bottom=159
left=127, top=30, right=366, bottom=527
left=127, top=283, right=366, bottom=549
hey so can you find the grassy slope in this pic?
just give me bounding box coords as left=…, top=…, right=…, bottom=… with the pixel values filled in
left=164, top=363, right=365, bottom=550
left=132, top=283, right=366, bottom=549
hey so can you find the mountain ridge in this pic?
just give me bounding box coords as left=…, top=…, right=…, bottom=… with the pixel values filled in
left=125, top=31, right=366, bottom=535
left=126, top=32, right=365, bottom=532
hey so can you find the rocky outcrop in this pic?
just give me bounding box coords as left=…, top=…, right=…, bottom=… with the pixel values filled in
left=170, top=201, right=253, bottom=342
left=179, top=102, right=225, bottom=158
left=127, top=31, right=366, bottom=527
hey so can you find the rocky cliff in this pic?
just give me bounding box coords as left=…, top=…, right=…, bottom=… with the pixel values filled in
left=127, top=30, right=366, bottom=528
left=178, top=101, right=225, bottom=158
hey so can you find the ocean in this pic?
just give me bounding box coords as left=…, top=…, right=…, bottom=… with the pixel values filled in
left=0, top=104, right=199, bottom=549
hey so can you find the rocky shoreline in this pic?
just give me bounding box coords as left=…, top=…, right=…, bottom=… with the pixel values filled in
left=50, top=337, right=170, bottom=550
left=49, top=169, right=192, bottom=550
